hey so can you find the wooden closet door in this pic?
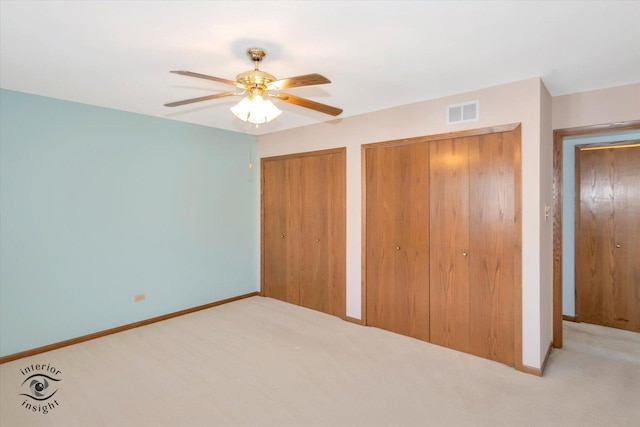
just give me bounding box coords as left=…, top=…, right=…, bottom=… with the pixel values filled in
left=429, top=137, right=471, bottom=353
left=262, top=158, right=287, bottom=301
left=366, top=143, right=430, bottom=341
left=299, top=152, right=347, bottom=315
left=262, top=157, right=301, bottom=305
left=326, top=151, right=346, bottom=317
left=430, top=133, right=516, bottom=364
left=468, top=132, right=515, bottom=364
left=576, top=143, right=640, bottom=332
left=262, top=149, right=345, bottom=317
left=366, top=147, right=397, bottom=332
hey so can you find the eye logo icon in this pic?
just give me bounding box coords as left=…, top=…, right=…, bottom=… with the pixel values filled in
left=18, top=363, right=62, bottom=414
left=20, top=374, right=60, bottom=401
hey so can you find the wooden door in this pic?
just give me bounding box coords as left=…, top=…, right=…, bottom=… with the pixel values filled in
left=468, top=132, right=515, bottom=364
left=299, top=151, right=346, bottom=316
left=429, top=137, right=471, bottom=353
left=430, top=132, right=516, bottom=365
left=262, top=149, right=346, bottom=318
left=262, top=157, right=301, bottom=305
left=325, top=151, right=347, bottom=317
left=366, top=143, right=430, bottom=341
left=576, top=143, right=640, bottom=332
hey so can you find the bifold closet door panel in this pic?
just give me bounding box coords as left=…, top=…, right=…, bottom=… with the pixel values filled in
left=468, top=133, right=515, bottom=364
left=366, top=143, right=430, bottom=341
left=395, top=143, right=430, bottom=341
left=299, top=152, right=346, bottom=316
left=285, top=158, right=303, bottom=305
left=262, top=158, right=301, bottom=305
left=429, top=138, right=471, bottom=353
left=326, top=152, right=346, bottom=317
left=366, top=147, right=397, bottom=332
left=262, top=158, right=288, bottom=302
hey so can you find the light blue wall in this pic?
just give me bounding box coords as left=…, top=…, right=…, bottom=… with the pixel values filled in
left=0, top=89, right=258, bottom=356
left=562, top=129, right=640, bottom=316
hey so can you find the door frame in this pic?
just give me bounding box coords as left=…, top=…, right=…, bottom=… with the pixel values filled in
left=552, top=120, right=640, bottom=348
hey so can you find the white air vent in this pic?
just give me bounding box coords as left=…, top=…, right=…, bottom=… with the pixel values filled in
left=447, top=100, right=479, bottom=124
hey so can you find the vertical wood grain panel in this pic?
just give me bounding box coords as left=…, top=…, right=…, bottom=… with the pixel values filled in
left=300, top=154, right=329, bottom=312
left=262, top=158, right=290, bottom=302
left=576, top=147, right=613, bottom=327
left=469, top=133, right=515, bottom=365
left=328, top=151, right=347, bottom=317
left=613, top=145, right=640, bottom=331
left=286, top=158, right=302, bottom=305
left=577, top=144, right=640, bottom=332
left=429, top=138, right=470, bottom=353
left=366, top=143, right=430, bottom=340
left=365, top=147, right=394, bottom=330
left=395, top=143, right=430, bottom=341
left=299, top=151, right=346, bottom=316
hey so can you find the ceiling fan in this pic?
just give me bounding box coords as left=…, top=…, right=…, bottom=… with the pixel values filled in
left=164, top=48, right=343, bottom=124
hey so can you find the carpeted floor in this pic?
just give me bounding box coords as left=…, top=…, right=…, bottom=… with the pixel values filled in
left=1, top=296, right=638, bottom=426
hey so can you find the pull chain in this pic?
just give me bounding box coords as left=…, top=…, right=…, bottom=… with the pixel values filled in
left=248, top=120, right=254, bottom=169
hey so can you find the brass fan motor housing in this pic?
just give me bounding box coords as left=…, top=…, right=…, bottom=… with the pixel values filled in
left=237, top=48, right=275, bottom=95
left=236, top=70, right=277, bottom=91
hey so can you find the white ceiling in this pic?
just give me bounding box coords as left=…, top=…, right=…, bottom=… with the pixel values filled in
left=1, top=1, right=639, bottom=136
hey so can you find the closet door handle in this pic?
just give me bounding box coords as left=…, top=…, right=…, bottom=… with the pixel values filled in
left=316, top=238, right=320, bottom=243
left=396, top=246, right=401, bottom=251
left=462, top=252, right=468, bottom=257
left=615, top=244, right=622, bottom=248
left=280, top=235, right=285, bottom=239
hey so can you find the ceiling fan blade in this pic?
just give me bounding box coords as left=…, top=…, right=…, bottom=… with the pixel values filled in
left=274, top=93, right=342, bottom=116
left=170, top=71, right=244, bottom=88
left=164, top=92, right=240, bottom=107
left=267, top=73, right=331, bottom=91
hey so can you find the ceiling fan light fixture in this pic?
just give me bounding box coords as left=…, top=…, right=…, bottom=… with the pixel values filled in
left=166, top=47, right=342, bottom=122
left=231, top=94, right=282, bottom=124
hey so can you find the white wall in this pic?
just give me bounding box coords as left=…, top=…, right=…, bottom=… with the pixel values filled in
left=553, top=83, right=640, bottom=129
left=258, top=78, right=549, bottom=369
left=539, top=83, right=554, bottom=360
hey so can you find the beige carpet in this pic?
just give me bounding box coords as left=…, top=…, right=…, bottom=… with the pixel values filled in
left=1, top=296, right=639, bottom=426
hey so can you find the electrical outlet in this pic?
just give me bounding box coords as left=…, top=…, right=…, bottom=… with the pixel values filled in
left=134, top=293, right=146, bottom=303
